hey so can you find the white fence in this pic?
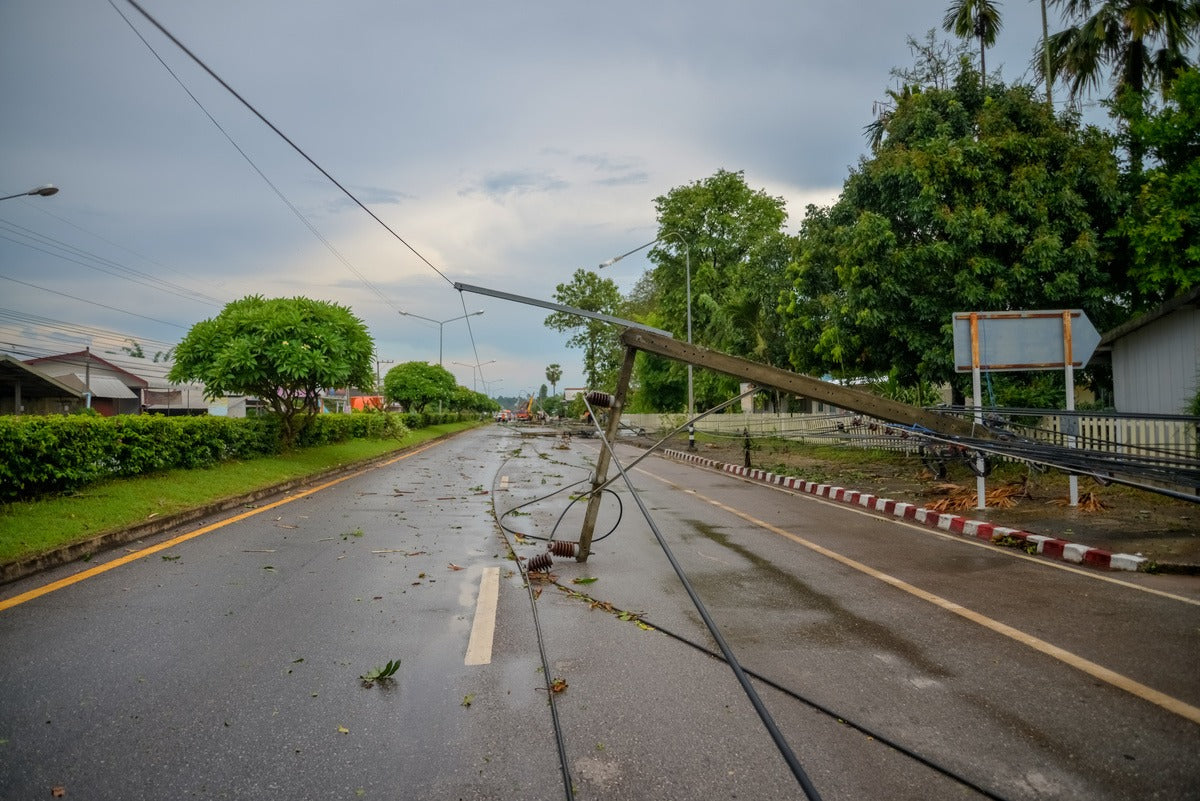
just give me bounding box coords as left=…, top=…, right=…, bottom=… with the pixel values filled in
left=621, top=411, right=1199, bottom=460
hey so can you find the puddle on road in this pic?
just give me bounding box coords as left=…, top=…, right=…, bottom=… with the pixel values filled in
left=682, top=519, right=949, bottom=676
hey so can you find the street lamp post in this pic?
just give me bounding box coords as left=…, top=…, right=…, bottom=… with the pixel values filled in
left=0, top=184, right=58, bottom=203
left=399, top=309, right=484, bottom=366
left=452, top=359, right=495, bottom=392
left=599, top=232, right=694, bottom=449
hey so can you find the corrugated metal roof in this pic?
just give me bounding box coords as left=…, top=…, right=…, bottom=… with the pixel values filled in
left=61, top=374, right=139, bottom=399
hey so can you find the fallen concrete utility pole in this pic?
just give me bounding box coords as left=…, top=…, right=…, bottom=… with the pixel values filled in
left=621, top=328, right=988, bottom=440
left=576, top=329, right=991, bottom=561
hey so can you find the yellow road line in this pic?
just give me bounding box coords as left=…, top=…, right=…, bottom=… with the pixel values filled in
left=642, top=469, right=1200, bottom=728
left=679, top=454, right=1200, bottom=607
left=0, top=441, right=441, bottom=613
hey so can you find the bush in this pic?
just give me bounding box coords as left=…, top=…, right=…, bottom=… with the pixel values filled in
left=0, top=410, right=416, bottom=503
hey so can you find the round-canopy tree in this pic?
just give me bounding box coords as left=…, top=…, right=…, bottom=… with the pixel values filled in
left=383, top=361, right=458, bottom=412
left=169, top=295, right=374, bottom=446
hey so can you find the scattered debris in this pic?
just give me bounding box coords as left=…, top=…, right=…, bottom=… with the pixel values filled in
left=1054, top=492, right=1108, bottom=512
left=360, top=658, right=401, bottom=688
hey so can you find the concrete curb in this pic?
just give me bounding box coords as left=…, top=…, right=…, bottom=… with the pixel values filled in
left=659, top=448, right=1155, bottom=573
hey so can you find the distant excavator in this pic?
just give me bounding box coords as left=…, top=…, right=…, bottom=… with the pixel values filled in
left=514, top=394, right=535, bottom=422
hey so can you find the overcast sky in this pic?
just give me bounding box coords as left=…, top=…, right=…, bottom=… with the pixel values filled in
left=1, top=0, right=1081, bottom=399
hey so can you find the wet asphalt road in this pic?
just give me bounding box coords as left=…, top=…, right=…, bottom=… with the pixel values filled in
left=1, top=424, right=1198, bottom=800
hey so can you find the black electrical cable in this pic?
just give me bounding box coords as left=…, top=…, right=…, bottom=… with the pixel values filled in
left=121, top=0, right=456, bottom=288
left=489, top=447, right=576, bottom=801
left=109, top=0, right=404, bottom=315
left=494, top=444, right=624, bottom=544
left=550, top=583, right=1013, bottom=801
left=580, top=394, right=824, bottom=800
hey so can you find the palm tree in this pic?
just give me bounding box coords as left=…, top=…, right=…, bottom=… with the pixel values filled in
left=1043, top=0, right=1200, bottom=100
left=943, top=0, right=1005, bottom=91
left=545, top=363, right=562, bottom=395
left=1039, top=0, right=1054, bottom=106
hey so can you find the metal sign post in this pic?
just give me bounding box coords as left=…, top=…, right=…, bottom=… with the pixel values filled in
left=970, top=314, right=986, bottom=509
left=1063, top=311, right=1079, bottom=506
left=953, top=309, right=1100, bottom=508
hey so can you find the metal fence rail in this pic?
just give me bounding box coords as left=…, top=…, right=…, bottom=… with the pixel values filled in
left=620, top=410, right=1200, bottom=496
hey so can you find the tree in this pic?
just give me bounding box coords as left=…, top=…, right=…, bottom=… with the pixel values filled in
left=169, top=295, right=374, bottom=446
left=1043, top=0, right=1200, bottom=101
left=783, top=67, right=1126, bottom=388
left=545, top=363, right=562, bottom=395
left=383, top=361, right=457, bottom=412
left=943, top=0, right=1004, bottom=91
left=544, top=269, right=624, bottom=391
left=1120, top=67, right=1200, bottom=299
left=636, top=169, right=792, bottom=411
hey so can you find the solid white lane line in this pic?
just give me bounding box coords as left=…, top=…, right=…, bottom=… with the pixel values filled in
left=465, top=567, right=500, bottom=666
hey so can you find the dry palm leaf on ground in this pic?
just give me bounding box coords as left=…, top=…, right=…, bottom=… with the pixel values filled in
left=1052, top=491, right=1108, bottom=512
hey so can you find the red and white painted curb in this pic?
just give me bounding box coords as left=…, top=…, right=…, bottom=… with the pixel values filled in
left=660, top=448, right=1148, bottom=572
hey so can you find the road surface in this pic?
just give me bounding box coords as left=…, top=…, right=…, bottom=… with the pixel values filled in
left=1, top=425, right=1197, bottom=799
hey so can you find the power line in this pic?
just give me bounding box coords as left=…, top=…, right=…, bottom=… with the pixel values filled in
left=0, top=275, right=187, bottom=330
left=107, top=0, right=402, bottom=314
left=0, top=307, right=179, bottom=352
left=120, top=0, right=457, bottom=289
left=28, top=201, right=219, bottom=291
left=0, top=222, right=223, bottom=306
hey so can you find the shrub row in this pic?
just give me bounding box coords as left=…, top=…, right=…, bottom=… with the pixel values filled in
left=0, top=410, right=443, bottom=503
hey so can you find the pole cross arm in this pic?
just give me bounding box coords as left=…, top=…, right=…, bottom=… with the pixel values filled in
left=620, top=327, right=988, bottom=441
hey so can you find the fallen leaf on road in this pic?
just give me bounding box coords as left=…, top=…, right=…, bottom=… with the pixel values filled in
left=448, top=563, right=464, bottom=571
left=51, top=787, right=66, bottom=797
left=337, top=725, right=349, bottom=734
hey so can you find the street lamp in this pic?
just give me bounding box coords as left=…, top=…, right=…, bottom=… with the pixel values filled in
left=0, top=184, right=58, bottom=202
left=452, top=359, right=495, bottom=391
left=398, top=309, right=483, bottom=366
left=598, top=232, right=694, bottom=449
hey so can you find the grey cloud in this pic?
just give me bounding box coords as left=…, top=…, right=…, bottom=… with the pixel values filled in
left=459, top=170, right=569, bottom=200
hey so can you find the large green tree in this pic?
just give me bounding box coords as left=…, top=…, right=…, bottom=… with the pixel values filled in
left=783, top=67, right=1126, bottom=387
left=544, top=269, right=624, bottom=391
left=1120, top=67, right=1200, bottom=299
left=633, top=169, right=792, bottom=411
left=383, top=361, right=458, bottom=412
left=169, top=295, right=374, bottom=446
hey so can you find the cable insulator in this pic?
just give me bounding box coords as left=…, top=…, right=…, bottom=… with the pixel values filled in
left=585, top=391, right=614, bottom=408
left=526, top=552, right=553, bottom=572
left=547, top=540, right=577, bottom=558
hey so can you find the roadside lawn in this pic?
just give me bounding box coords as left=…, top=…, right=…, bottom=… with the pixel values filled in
left=0, top=421, right=480, bottom=566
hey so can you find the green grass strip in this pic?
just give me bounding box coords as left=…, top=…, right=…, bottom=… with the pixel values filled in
left=0, top=422, right=479, bottom=565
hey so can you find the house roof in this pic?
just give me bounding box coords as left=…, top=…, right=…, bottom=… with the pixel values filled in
left=0, top=355, right=84, bottom=401
left=57, top=374, right=140, bottom=400
left=1100, top=285, right=1200, bottom=346
left=24, top=350, right=149, bottom=388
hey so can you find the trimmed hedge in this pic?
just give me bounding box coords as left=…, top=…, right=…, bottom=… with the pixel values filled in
left=0, top=410, right=438, bottom=503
